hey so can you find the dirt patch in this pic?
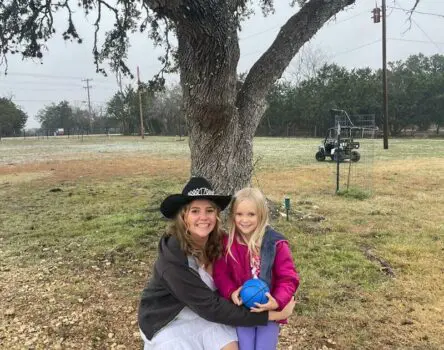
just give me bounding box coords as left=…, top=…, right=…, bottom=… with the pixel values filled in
left=0, top=171, right=52, bottom=184
left=0, top=156, right=190, bottom=184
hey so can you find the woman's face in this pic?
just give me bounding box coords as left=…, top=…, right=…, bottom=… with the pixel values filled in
left=184, top=199, right=217, bottom=245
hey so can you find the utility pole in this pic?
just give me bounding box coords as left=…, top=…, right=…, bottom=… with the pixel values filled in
left=137, top=66, right=145, bottom=139
left=82, top=78, right=93, bottom=132
left=382, top=0, right=389, bottom=149
left=373, top=2, right=389, bottom=149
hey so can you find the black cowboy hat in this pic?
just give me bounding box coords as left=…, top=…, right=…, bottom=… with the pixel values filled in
left=160, top=177, right=232, bottom=219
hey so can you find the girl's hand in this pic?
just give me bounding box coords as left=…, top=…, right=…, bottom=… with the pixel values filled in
left=262, top=296, right=296, bottom=320
left=231, top=287, right=243, bottom=306
left=250, top=293, right=279, bottom=312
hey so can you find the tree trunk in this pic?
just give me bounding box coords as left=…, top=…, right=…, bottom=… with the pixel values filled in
left=173, top=1, right=251, bottom=193
left=149, top=0, right=356, bottom=193
left=188, top=110, right=255, bottom=194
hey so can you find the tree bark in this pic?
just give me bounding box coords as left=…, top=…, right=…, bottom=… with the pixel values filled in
left=149, top=0, right=356, bottom=193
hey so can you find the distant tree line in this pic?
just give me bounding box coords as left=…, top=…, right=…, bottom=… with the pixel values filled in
left=106, top=84, right=184, bottom=136
left=258, top=53, right=444, bottom=136
left=31, top=85, right=185, bottom=136
left=36, top=101, right=93, bottom=133
left=3, top=53, right=442, bottom=138
left=109, top=52, right=440, bottom=138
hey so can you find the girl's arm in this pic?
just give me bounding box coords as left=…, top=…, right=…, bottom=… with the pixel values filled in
left=213, top=255, right=240, bottom=300
left=271, top=241, right=300, bottom=309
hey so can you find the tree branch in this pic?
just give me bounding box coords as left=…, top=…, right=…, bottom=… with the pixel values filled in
left=147, top=19, right=178, bottom=91
left=237, top=0, right=355, bottom=126
left=411, top=0, right=420, bottom=13
left=407, top=0, right=421, bottom=25
left=0, top=0, right=83, bottom=73
left=144, top=0, right=183, bottom=19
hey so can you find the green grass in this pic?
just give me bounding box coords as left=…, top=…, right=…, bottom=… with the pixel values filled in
left=0, top=136, right=443, bottom=349
left=0, top=177, right=177, bottom=265
left=336, top=187, right=371, bottom=200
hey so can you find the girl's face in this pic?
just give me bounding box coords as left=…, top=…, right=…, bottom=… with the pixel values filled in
left=185, top=199, right=217, bottom=245
left=234, top=199, right=259, bottom=238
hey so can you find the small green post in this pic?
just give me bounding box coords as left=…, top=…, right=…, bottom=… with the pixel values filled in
left=284, top=196, right=291, bottom=221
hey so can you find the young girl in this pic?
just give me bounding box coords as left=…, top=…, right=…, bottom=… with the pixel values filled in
left=213, top=187, right=300, bottom=350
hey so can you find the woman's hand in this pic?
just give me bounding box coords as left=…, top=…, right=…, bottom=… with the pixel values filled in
left=250, top=293, right=279, bottom=312
left=231, top=287, right=243, bottom=306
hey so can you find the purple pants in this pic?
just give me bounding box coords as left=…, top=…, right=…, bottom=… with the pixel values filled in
left=236, top=322, right=279, bottom=350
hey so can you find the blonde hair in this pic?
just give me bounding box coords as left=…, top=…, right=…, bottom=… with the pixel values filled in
left=167, top=200, right=224, bottom=265
left=227, top=187, right=269, bottom=259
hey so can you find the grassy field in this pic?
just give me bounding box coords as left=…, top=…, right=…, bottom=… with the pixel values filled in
left=0, top=136, right=443, bottom=350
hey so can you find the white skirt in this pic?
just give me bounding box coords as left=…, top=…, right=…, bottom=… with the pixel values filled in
left=140, top=307, right=237, bottom=350
left=140, top=259, right=237, bottom=350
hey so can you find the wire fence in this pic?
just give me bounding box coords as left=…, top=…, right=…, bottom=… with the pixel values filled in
left=1, top=128, right=125, bottom=140
left=333, top=113, right=377, bottom=195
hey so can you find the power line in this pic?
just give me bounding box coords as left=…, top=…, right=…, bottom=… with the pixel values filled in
left=387, top=6, right=444, bottom=19
left=328, top=39, right=382, bottom=59
left=0, top=80, right=84, bottom=87
left=0, top=81, right=117, bottom=91
left=410, top=18, right=443, bottom=52
left=1, top=72, right=114, bottom=84
left=388, top=37, right=444, bottom=45
left=242, top=38, right=384, bottom=62
left=239, top=10, right=369, bottom=41
left=12, top=99, right=107, bottom=103
left=0, top=87, right=79, bottom=92
left=333, top=9, right=370, bottom=24
left=3, top=72, right=85, bottom=80
left=240, top=48, right=263, bottom=59
left=239, top=25, right=280, bottom=41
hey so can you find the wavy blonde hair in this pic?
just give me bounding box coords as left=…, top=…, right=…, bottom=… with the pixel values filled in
left=167, top=200, right=224, bottom=265
left=227, top=187, right=269, bottom=259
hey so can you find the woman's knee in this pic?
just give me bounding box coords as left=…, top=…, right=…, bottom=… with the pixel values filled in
left=221, top=341, right=239, bottom=350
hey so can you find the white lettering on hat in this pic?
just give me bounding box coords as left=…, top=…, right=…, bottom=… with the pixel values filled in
left=187, top=187, right=215, bottom=196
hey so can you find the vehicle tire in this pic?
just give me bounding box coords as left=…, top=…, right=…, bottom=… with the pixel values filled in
left=315, top=151, right=326, bottom=161
left=351, top=150, right=360, bottom=162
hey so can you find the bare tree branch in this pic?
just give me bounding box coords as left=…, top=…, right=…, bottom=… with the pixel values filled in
left=406, top=0, right=421, bottom=23
left=411, top=0, right=420, bottom=13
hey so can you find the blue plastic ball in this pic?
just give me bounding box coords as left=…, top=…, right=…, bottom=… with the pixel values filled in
left=240, top=278, right=270, bottom=309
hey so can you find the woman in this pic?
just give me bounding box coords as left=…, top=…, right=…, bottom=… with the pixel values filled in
left=138, top=177, right=296, bottom=350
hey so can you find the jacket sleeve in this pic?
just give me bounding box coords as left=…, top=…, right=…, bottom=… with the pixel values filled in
left=213, top=255, right=239, bottom=300
left=272, top=241, right=300, bottom=310
left=161, top=265, right=268, bottom=327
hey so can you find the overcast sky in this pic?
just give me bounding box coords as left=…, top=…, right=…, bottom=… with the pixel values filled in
left=0, top=0, right=443, bottom=129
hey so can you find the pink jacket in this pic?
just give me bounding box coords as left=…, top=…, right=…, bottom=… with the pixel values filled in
left=213, top=232, right=299, bottom=322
